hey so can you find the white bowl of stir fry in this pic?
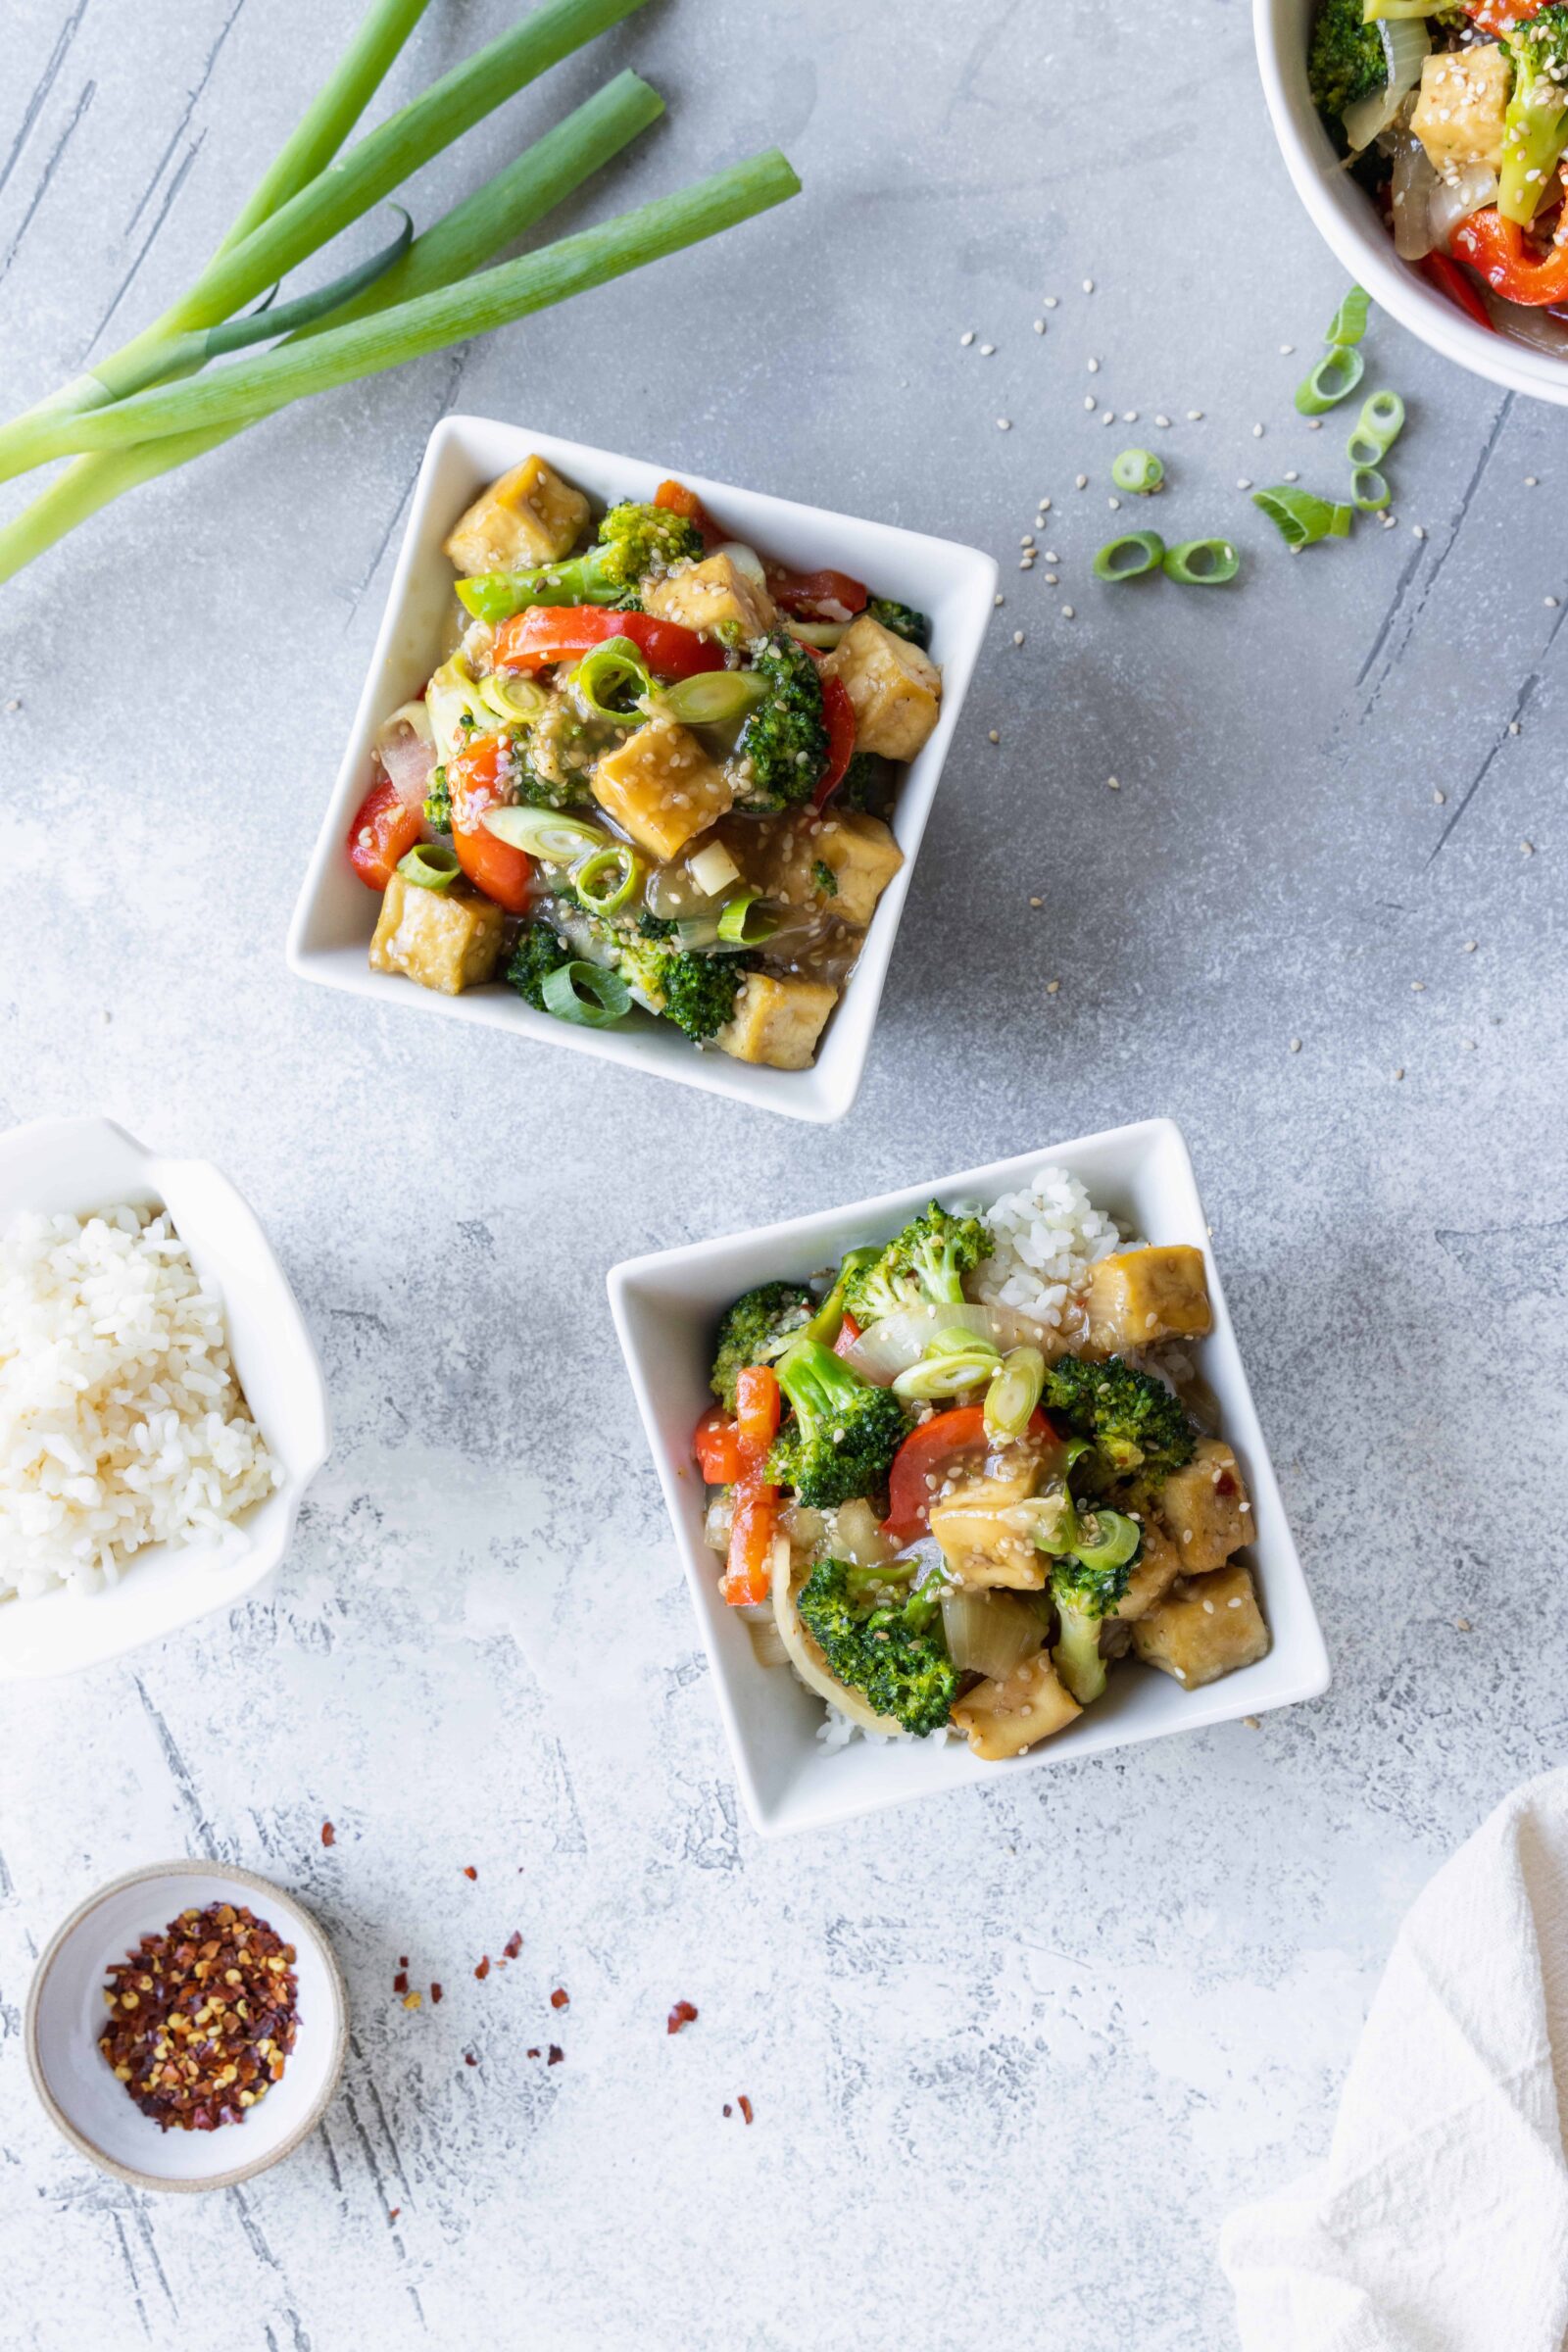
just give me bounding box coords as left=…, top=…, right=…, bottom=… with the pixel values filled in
left=1258, top=0, right=1568, bottom=399
left=289, top=417, right=997, bottom=1121
left=610, top=1119, right=1329, bottom=1838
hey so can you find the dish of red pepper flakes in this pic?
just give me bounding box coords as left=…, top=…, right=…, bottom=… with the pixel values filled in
left=98, top=1902, right=299, bottom=2132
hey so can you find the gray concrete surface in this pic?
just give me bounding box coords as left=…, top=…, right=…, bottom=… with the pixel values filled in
left=2, top=2, right=1565, bottom=2345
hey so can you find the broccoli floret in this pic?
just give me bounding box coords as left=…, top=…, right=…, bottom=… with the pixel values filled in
left=864, top=597, right=931, bottom=650
left=1500, top=6, right=1568, bottom=224
left=843, top=1201, right=994, bottom=1326
left=733, top=632, right=829, bottom=809
left=796, top=1557, right=957, bottom=1736
left=709, top=1282, right=815, bottom=1412
left=1307, top=0, right=1386, bottom=123
left=423, top=764, right=452, bottom=833
left=456, top=502, right=703, bottom=627
left=835, top=750, right=890, bottom=813
left=1042, top=1354, right=1195, bottom=1483
left=765, top=1337, right=910, bottom=1510
left=812, top=858, right=838, bottom=898
left=617, top=936, right=751, bottom=1042
left=505, top=922, right=573, bottom=1012
left=1050, top=1536, right=1137, bottom=1707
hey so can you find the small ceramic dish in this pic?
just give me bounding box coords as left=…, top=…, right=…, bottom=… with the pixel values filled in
left=609, top=1117, right=1330, bottom=1838
left=0, top=1115, right=331, bottom=1681
left=287, top=415, right=999, bottom=1124
left=25, top=1860, right=348, bottom=2192
left=1254, top=0, right=1568, bottom=405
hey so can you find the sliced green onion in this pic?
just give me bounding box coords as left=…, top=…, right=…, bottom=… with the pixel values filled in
left=1296, top=345, right=1365, bottom=415
left=891, top=1350, right=1000, bottom=1401
left=1251, top=487, right=1353, bottom=549
left=540, top=958, right=631, bottom=1026
left=716, top=889, right=779, bottom=946
left=483, top=807, right=608, bottom=860
left=571, top=843, right=641, bottom=914
left=784, top=619, right=848, bottom=650
left=926, top=1326, right=1001, bottom=1363
left=572, top=634, right=654, bottom=722
left=1016, top=1485, right=1079, bottom=1557
left=1326, top=284, right=1371, bottom=348
left=1071, top=1507, right=1141, bottom=1576
left=1110, top=447, right=1163, bottom=495
left=1163, top=537, right=1240, bottom=585
left=477, top=670, right=548, bottom=724
left=672, top=914, right=723, bottom=950
left=1347, top=389, right=1405, bottom=466
left=984, top=1346, right=1046, bottom=1443
left=1349, top=466, right=1391, bottom=512
left=1093, top=529, right=1165, bottom=582
left=656, top=667, right=769, bottom=726
left=397, top=842, right=461, bottom=891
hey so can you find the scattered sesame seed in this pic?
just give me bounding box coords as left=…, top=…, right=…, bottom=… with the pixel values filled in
left=1306, top=417, right=1323, bottom=430
left=1043, top=295, right=1058, bottom=310
left=1237, top=476, right=1252, bottom=490
left=1107, top=775, right=1120, bottom=789
left=1087, top=357, right=1100, bottom=373
left=997, top=416, right=1011, bottom=430
left=1290, top=1038, right=1301, bottom=1053
left=1018, top=557, right=1034, bottom=570
left=1455, top=1617, right=1472, bottom=1632
left=1020, top=535, right=1034, bottom=547
left=1393, top=1067, right=1404, bottom=1081
left=987, top=729, right=1000, bottom=744
left=959, top=330, right=975, bottom=347
left=1029, top=895, right=1043, bottom=907
left=1283, top=469, right=1299, bottom=482
left=1525, top=474, right=1539, bottom=486
left=1434, top=789, right=1446, bottom=805
left=1522, top=839, right=1536, bottom=855
left=1033, top=318, right=1046, bottom=334
left=1153, top=414, right=1171, bottom=428
left=1251, top=422, right=1264, bottom=438
left=1411, top=980, right=1426, bottom=992
left=1462, top=1039, right=1477, bottom=1051
left=994, top=592, right=1004, bottom=607
left=1012, top=630, right=1024, bottom=645
left=1123, top=410, right=1138, bottom=421
left=1102, top=412, right=1114, bottom=424
left=1044, top=572, right=1058, bottom=585
left=1060, top=604, right=1075, bottom=618
left=1508, top=720, right=1520, bottom=734
left=1046, top=978, right=1060, bottom=994
left=1043, top=550, right=1059, bottom=561
left=1243, top=1715, right=1261, bottom=1730
left=1075, top=473, right=1088, bottom=489
left=1463, top=939, right=1477, bottom=952
left=1279, top=343, right=1295, bottom=355
left=980, top=342, right=996, bottom=356
left=1084, top=395, right=1097, bottom=412
left=3, top=698, right=18, bottom=713
left=1187, top=408, right=1203, bottom=420
left=1547, top=597, right=1560, bottom=609
left=1082, top=277, right=1094, bottom=293
left=1039, top=496, right=1053, bottom=512
left=1412, top=523, right=1426, bottom=539
left=1108, top=495, right=1121, bottom=511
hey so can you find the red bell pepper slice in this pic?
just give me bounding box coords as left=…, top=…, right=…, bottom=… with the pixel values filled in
left=766, top=564, right=867, bottom=619
left=812, top=674, right=858, bottom=808
left=1452, top=207, right=1568, bottom=306
left=1464, top=0, right=1546, bottom=32
left=721, top=1365, right=781, bottom=1606
left=884, top=1404, right=1053, bottom=1544
left=832, top=1310, right=861, bottom=1360
left=445, top=732, right=534, bottom=914
left=492, top=606, right=723, bottom=681
left=655, top=476, right=721, bottom=547
left=348, top=775, right=422, bottom=892
left=694, top=1407, right=743, bottom=1486
left=1420, top=252, right=1495, bottom=332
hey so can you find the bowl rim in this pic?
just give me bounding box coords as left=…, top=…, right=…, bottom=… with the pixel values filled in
left=1252, top=0, right=1568, bottom=405
left=24, top=1858, right=350, bottom=2194
left=607, top=1114, right=1331, bottom=1837
left=286, top=412, right=1000, bottom=1124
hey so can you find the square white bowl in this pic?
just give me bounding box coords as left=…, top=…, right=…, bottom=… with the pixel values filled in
left=0, top=1116, right=330, bottom=1681
left=609, top=1118, right=1330, bottom=1838
left=287, top=416, right=998, bottom=1123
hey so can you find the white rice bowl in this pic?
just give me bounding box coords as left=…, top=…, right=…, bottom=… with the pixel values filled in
left=968, top=1162, right=1126, bottom=1326
left=0, top=1203, right=279, bottom=1601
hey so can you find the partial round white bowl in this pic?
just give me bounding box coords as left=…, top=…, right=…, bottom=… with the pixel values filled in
left=1254, top=0, right=1568, bottom=406
left=25, top=1861, right=348, bottom=2192
left=0, top=1115, right=331, bottom=1680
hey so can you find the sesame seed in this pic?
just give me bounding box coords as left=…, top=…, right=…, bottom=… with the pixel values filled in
left=1462, top=1039, right=1477, bottom=1051
left=1107, top=775, right=1119, bottom=789
left=1108, top=495, right=1121, bottom=511
left=960, top=330, right=975, bottom=346
left=1012, top=630, right=1024, bottom=645
left=1082, top=277, right=1094, bottom=293
left=1046, top=978, right=1060, bottom=994
left=1306, top=417, right=1322, bottom=430
left=1547, top=597, right=1560, bottom=609
left=1084, top=395, right=1097, bottom=412
left=1020, top=535, right=1034, bottom=547
left=1039, top=496, right=1053, bottom=512
left=1102, top=411, right=1114, bottom=424
left=1075, top=473, right=1088, bottom=489
left=1043, top=550, right=1058, bottom=561
left=1153, top=414, right=1171, bottom=427
left=1243, top=1715, right=1261, bottom=1729
left=1279, top=342, right=1295, bottom=355
left=1434, top=789, right=1446, bottom=805
left=994, top=592, right=1004, bottom=607
left=1123, top=410, right=1138, bottom=421
left=1412, top=523, right=1426, bottom=539
left=1033, top=318, right=1046, bottom=334
left=1044, top=572, right=1058, bottom=585
left=1526, top=474, right=1539, bottom=485
left=1018, top=557, right=1033, bottom=570
left=1455, top=1617, right=1472, bottom=1632
left=1284, top=469, right=1299, bottom=482
left=1522, top=839, right=1536, bottom=855
left=997, top=416, right=1011, bottom=430
left=1087, top=357, right=1100, bottom=373
left=1393, top=1067, right=1404, bottom=1081
left=1508, top=720, right=1520, bottom=735
left=1290, top=1038, right=1301, bottom=1053
left=980, top=342, right=996, bottom=355
left=1043, top=295, right=1058, bottom=310
left=1463, top=940, right=1477, bottom=952
left=1411, top=980, right=1426, bottom=992
left=1187, top=408, right=1203, bottom=420
left=1237, top=476, right=1252, bottom=490
left=1251, top=422, right=1264, bottom=438
left=1060, top=604, right=1075, bottom=618
left=1029, top=895, right=1043, bottom=908
left=987, top=729, right=1000, bottom=744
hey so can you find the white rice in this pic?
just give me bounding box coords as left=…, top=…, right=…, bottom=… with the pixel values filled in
left=968, top=1161, right=1125, bottom=1326
left=0, top=1203, right=279, bottom=1601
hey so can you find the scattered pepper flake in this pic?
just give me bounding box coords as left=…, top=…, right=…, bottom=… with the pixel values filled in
left=393, top=1970, right=409, bottom=1995
left=722, top=2102, right=732, bottom=2117
left=320, top=1822, right=335, bottom=1847
left=462, top=1866, right=477, bottom=1881
left=464, top=2052, right=478, bottom=2067
left=548, top=2044, right=564, bottom=2066
left=667, top=2000, right=699, bottom=2035
left=388, top=2208, right=400, bottom=2224
left=503, top=1932, right=523, bottom=1961
left=430, top=1983, right=443, bottom=2005
left=403, top=1991, right=422, bottom=2011
left=738, top=2094, right=755, bottom=2125
left=550, top=1987, right=568, bottom=2010
left=527, top=2046, right=541, bottom=2059
left=474, top=1956, right=491, bottom=1982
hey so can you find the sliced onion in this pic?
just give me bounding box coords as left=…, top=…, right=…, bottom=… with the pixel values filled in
left=712, top=539, right=767, bottom=591
left=1488, top=295, right=1568, bottom=353
left=940, top=1590, right=1044, bottom=1683
left=373, top=705, right=437, bottom=810
left=1391, top=130, right=1440, bottom=261
left=772, top=1563, right=905, bottom=1736
left=843, top=1302, right=1053, bottom=1385
left=1344, top=20, right=1429, bottom=155
left=1429, top=163, right=1499, bottom=254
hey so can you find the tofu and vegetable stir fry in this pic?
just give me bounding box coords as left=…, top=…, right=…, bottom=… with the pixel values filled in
left=693, top=1168, right=1269, bottom=1759
left=346, top=458, right=944, bottom=1068
left=1310, top=0, right=1568, bottom=335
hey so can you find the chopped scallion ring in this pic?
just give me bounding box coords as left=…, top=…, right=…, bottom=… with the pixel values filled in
left=396, top=843, right=461, bottom=892
left=483, top=807, right=608, bottom=862
left=1110, top=447, right=1164, bottom=495
left=1251, top=486, right=1353, bottom=549
left=571, top=635, right=654, bottom=724
left=571, top=843, right=641, bottom=915
left=1348, top=389, right=1405, bottom=466
left=1162, top=536, right=1240, bottom=585
left=657, top=667, right=770, bottom=726
left=1350, top=465, right=1391, bottom=512
left=1092, top=528, right=1165, bottom=581
left=1295, top=345, right=1365, bottom=415
left=477, top=671, right=548, bottom=726
left=892, top=1350, right=1002, bottom=1401
left=1326, top=284, right=1371, bottom=348
left=984, top=1346, right=1046, bottom=1443
left=540, top=958, right=631, bottom=1028
left=715, top=888, right=779, bottom=946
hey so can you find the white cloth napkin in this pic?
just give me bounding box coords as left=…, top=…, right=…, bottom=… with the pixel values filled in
left=1221, top=1767, right=1568, bottom=2352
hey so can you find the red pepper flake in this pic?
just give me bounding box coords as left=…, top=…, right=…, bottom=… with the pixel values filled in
left=399, top=1955, right=409, bottom=1969
left=97, top=1901, right=299, bottom=2133
left=462, top=1866, right=477, bottom=1881
left=667, top=2000, right=698, bottom=2035
left=738, top=2094, right=754, bottom=2126
left=503, top=1932, right=522, bottom=1961
left=392, top=1970, right=409, bottom=1995
left=320, top=1822, right=335, bottom=1847
left=547, top=2044, right=564, bottom=2066
left=550, top=1986, right=568, bottom=2010
left=430, top=1983, right=443, bottom=2005
left=722, top=2103, right=732, bottom=2118
left=388, top=2208, right=400, bottom=2225
left=464, top=2052, right=477, bottom=2067
left=526, top=2046, right=541, bottom=2059
left=474, top=1956, right=490, bottom=1982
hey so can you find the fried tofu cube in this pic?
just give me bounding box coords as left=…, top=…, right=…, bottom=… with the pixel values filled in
left=1131, top=1563, right=1270, bottom=1690
left=369, top=873, right=504, bottom=995
left=643, top=552, right=778, bottom=639
left=1086, top=1244, right=1212, bottom=1349
left=714, top=973, right=838, bottom=1071
left=929, top=1454, right=1046, bottom=1590
left=1159, top=1438, right=1251, bottom=1573
left=1114, top=1518, right=1183, bottom=1622
left=823, top=613, right=942, bottom=761
left=953, top=1650, right=1081, bottom=1759
left=1412, top=44, right=1510, bottom=177
left=808, top=811, right=905, bottom=927
left=591, top=721, right=733, bottom=861
left=443, top=457, right=588, bottom=576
